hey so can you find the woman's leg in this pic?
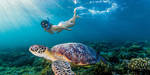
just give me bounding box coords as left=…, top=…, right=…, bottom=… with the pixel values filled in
left=59, top=8, right=78, bottom=28
left=68, top=8, right=77, bottom=24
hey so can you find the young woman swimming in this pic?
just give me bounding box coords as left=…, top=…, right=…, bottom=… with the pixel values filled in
left=41, top=8, right=78, bottom=34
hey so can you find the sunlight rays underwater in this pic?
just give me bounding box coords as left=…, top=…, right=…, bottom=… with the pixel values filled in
left=0, top=0, right=118, bottom=49
left=0, top=0, right=118, bottom=32
left=0, top=0, right=55, bottom=32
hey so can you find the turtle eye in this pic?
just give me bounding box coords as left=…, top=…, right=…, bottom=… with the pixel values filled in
left=30, top=48, right=34, bottom=51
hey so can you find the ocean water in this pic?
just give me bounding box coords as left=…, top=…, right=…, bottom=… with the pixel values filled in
left=0, top=0, right=150, bottom=75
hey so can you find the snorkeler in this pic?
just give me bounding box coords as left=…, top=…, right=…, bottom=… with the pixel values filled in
left=41, top=8, right=79, bottom=34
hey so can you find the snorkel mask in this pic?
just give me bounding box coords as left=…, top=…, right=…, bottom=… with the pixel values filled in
left=41, top=18, right=52, bottom=30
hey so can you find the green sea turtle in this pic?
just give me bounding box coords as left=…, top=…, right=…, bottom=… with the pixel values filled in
left=29, top=43, right=105, bottom=75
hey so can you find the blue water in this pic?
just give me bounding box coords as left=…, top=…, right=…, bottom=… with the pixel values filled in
left=0, top=0, right=150, bottom=49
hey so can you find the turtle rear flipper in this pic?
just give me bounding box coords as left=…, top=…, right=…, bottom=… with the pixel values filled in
left=52, top=60, right=75, bottom=75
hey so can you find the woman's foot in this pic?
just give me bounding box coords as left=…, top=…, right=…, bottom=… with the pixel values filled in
left=74, top=8, right=77, bottom=14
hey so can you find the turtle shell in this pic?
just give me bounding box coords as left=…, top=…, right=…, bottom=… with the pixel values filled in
left=51, top=43, right=100, bottom=65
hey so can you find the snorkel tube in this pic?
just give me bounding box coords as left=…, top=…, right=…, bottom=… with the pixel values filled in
left=41, top=17, right=52, bottom=30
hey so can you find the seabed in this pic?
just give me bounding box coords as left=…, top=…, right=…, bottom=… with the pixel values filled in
left=0, top=41, right=150, bottom=75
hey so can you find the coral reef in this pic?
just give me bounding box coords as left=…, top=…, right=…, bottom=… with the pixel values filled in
left=0, top=41, right=150, bottom=75
left=128, top=58, right=150, bottom=71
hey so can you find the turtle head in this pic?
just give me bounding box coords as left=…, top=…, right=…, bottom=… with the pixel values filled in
left=29, top=45, right=48, bottom=57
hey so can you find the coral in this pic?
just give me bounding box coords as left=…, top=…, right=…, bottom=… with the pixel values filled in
left=75, top=59, right=111, bottom=75
left=145, top=47, right=150, bottom=56
left=128, top=45, right=143, bottom=52
left=1, top=41, right=150, bottom=75
left=128, top=58, right=150, bottom=71
left=39, top=60, right=54, bottom=75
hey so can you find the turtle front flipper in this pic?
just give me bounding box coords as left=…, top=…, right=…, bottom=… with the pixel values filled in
left=52, top=60, right=75, bottom=75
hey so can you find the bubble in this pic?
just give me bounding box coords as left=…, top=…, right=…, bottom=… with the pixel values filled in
left=74, top=0, right=118, bottom=15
